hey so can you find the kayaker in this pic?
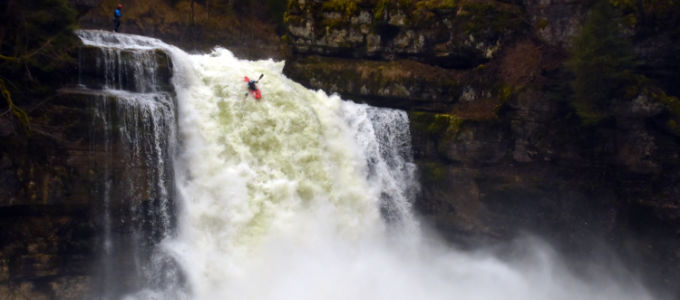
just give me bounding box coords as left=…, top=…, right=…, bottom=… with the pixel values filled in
left=244, top=74, right=264, bottom=99
left=248, top=74, right=263, bottom=92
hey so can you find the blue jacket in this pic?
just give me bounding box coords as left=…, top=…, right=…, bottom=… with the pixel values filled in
left=114, top=8, right=121, bottom=19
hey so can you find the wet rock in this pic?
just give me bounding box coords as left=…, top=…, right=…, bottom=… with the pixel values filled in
left=522, top=0, right=589, bottom=47
left=49, top=276, right=92, bottom=300
left=442, top=122, right=510, bottom=165
left=0, top=282, right=48, bottom=300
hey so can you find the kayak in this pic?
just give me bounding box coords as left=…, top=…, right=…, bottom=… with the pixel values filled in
left=244, top=76, right=262, bottom=99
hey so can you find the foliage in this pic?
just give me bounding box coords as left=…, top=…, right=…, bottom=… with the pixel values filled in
left=373, top=0, right=416, bottom=20
left=609, top=0, right=679, bottom=26
left=410, top=111, right=463, bottom=139
left=0, top=0, right=79, bottom=131
left=459, top=2, right=523, bottom=35
left=1, top=0, right=78, bottom=74
left=0, top=79, right=30, bottom=130
left=263, top=0, right=289, bottom=33
left=656, top=91, right=680, bottom=118
left=566, top=0, right=636, bottom=124
left=322, top=0, right=360, bottom=16
left=373, top=0, right=457, bottom=22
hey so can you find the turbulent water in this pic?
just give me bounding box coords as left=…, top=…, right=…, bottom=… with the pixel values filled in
left=77, top=30, right=656, bottom=300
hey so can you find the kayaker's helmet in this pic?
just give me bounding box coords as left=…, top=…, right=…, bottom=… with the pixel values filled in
left=118, top=3, right=123, bottom=8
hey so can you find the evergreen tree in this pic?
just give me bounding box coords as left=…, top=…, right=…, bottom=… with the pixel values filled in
left=0, top=0, right=79, bottom=130
left=567, top=0, right=635, bottom=123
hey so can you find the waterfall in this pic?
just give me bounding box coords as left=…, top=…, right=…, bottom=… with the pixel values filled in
left=77, top=31, right=179, bottom=299
left=76, top=30, right=655, bottom=300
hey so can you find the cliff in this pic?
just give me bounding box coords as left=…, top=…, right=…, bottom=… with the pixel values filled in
left=2, top=0, right=680, bottom=298
left=283, top=0, right=680, bottom=296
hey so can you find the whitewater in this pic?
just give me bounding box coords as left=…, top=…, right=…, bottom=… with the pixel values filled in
left=77, top=30, right=656, bottom=300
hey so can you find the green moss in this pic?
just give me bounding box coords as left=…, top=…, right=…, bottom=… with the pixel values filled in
left=666, top=119, right=680, bottom=136
left=373, top=0, right=419, bottom=21
left=499, top=84, right=515, bottom=103
left=654, top=91, right=680, bottom=118
left=322, top=0, right=360, bottom=16
left=374, top=0, right=389, bottom=19
left=0, top=79, right=30, bottom=131
left=411, top=0, right=456, bottom=22
left=415, top=0, right=457, bottom=10
left=287, top=0, right=299, bottom=11
left=609, top=0, right=678, bottom=21
left=429, top=114, right=453, bottom=133
left=409, top=111, right=463, bottom=140
left=284, top=14, right=306, bottom=25
left=420, top=161, right=448, bottom=183
left=441, top=114, right=464, bottom=141
left=459, top=2, right=523, bottom=35
left=571, top=101, right=607, bottom=125
left=653, top=89, right=680, bottom=136
left=609, top=0, right=636, bottom=8
left=536, top=18, right=549, bottom=30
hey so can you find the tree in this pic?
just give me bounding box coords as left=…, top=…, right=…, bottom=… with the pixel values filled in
left=0, top=0, right=78, bottom=131
left=567, top=0, right=636, bottom=123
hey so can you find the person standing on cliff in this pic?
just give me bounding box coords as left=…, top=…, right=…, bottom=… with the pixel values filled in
left=113, top=4, right=122, bottom=32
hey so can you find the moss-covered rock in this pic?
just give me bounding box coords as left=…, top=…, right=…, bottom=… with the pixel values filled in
left=285, top=0, right=526, bottom=68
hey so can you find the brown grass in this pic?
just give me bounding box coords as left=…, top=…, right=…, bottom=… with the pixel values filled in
left=81, top=0, right=282, bottom=57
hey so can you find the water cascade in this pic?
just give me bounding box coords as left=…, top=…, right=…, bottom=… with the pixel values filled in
left=77, top=31, right=179, bottom=299
left=77, top=30, right=656, bottom=300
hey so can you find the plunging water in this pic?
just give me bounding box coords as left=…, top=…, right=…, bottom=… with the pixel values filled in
left=77, top=30, right=655, bottom=300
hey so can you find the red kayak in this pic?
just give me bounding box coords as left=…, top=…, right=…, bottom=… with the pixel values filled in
left=244, top=76, right=262, bottom=100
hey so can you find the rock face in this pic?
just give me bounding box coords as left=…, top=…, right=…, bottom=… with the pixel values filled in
left=286, top=0, right=525, bottom=68
left=284, top=0, right=680, bottom=296
left=0, top=43, right=178, bottom=299
left=521, top=0, right=590, bottom=47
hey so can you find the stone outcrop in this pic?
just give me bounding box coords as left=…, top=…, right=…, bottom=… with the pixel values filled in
left=521, top=0, right=590, bottom=47
left=283, top=0, right=680, bottom=297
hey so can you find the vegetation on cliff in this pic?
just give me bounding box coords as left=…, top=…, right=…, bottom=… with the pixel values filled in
left=0, top=0, right=80, bottom=131
left=566, top=0, right=680, bottom=132
left=609, top=0, right=679, bottom=27
left=567, top=1, right=635, bottom=124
